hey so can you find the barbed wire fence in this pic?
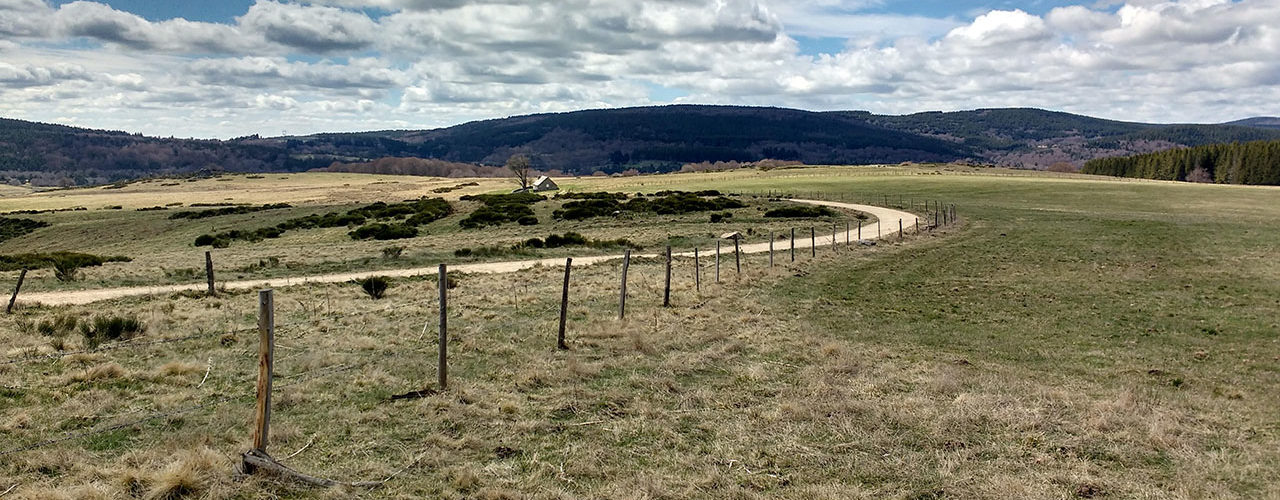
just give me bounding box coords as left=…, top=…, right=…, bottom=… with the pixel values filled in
left=0, top=193, right=960, bottom=489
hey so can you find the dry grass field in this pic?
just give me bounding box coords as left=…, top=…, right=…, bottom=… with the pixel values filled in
left=1, top=165, right=1277, bottom=499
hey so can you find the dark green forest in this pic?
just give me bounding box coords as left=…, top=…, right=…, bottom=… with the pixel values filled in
left=1082, top=140, right=1280, bottom=185
left=6, top=106, right=1280, bottom=185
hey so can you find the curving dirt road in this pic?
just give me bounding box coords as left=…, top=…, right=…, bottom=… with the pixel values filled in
left=18, top=200, right=920, bottom=306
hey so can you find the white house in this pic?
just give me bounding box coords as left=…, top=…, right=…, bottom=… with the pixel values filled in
left=531, top=176, right=559, bottom=192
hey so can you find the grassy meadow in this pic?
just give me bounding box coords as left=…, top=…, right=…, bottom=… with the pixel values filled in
left=0, top=166, right=1277, bottom=498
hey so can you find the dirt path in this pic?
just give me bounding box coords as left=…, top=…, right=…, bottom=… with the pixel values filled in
left=19, top=200, right=921, bottom=306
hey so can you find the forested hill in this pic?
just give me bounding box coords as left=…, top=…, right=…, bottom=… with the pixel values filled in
left=7, top=105, right=1280, bottom=186
left=1082, top=140, right=1280, bottom=185
left=268, top=106, right=972, bottom=174
left=0, top=118, right=334, bottom=186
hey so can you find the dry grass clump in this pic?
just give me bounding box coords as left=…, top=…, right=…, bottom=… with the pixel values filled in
left=64, top=362, right=126, bottom=384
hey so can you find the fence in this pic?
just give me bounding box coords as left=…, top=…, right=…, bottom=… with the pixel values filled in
left=0, top=194, right=960, bottom=489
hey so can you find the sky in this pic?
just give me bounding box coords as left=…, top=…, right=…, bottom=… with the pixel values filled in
left=1, top=0, right=1277, bottom=138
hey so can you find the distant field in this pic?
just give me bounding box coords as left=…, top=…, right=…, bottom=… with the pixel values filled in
left=0, top=165, right=1277, bottom=498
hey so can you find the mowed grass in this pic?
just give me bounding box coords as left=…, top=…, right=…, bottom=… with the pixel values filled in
left=0, top=166, right=1277, bottom=498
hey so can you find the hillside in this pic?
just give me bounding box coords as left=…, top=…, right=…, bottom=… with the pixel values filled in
left=1226, top=117, right=1280, bottom=130
left=259, top=106, right=973, bottom=174
left=0, top=118, right=335, bottom=187
left=6, top=106, right=1280, bottom=185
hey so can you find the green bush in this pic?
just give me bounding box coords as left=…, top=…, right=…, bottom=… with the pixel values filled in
left=381, top=246, right=405, bottom=259
left=349, top=223, right=418, bottom=240
left=0, top=217, right=51, bottom=244
left=553, top=192, right=744, bottom=220
left=194, top=197, right=452, bottom=247
left=169, top=203, right=291, bottom=220
left=710, top=212, right=733, bottom=223
left=459, top=193, right=545, bottom=229
left=764, top=206, right=835, bottom=218
left=359, top=276, right=390, bottom=299
left=80, top=314, right=144, bottom=348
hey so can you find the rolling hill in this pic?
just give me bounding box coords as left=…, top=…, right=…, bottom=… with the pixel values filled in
left=5, top=105, right=1280, bottom=186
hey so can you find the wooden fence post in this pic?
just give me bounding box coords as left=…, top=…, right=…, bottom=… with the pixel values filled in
left=858, top=220, right=862, bottom=241
left=769, top=232, right=774, bottom=268
left=845, top=221, right=850, bottom=248
left=733, top=238, right=740, bottom=274
left=715, top=241, right=721, bottom=283
left=790, top=228, right=795, bottom=262
left=252, top=289, right=275, bottom=452
left=205, top=251, right=216, bottom=296
left=694, top=248, right=701, bottom=292
left=899, top=219, right=904, bottom=241
left=832, top=224, right=837, bottom=252
left=916, top=218, right=920, bottom=234
left=558, top=258, right=571, bottom=350
left=810, top=227, right=816, bottom=257
left=663, top=247, right=672, bottom=307
left=618, top=250, right=631, bottom=320
left=438, top=264, right=448, bottom=389
left=6, top=269, right=26, bottom=314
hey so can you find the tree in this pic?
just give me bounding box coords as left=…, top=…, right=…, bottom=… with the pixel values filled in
left=506, top=154, right=532, bottom=190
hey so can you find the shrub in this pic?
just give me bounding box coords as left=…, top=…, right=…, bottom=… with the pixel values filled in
left=349, top=223, right=418, bottom=240
left=710, top=212, right=733, bottom=223
left=80, top=314, right=144, bottom=348
left=37, top=314, right=79, bottom=337
left=453, top=248, right=473, bottom=257
left=381, top=246, right=405, bottom=259
left=359, top=276, right=389, bottom=299
left=194, top=234, right=217, bottom=246
left=0, top=217, right=51, bottom=244
left=764, top=206, right=835, bottom=218
left=523, top=238, right=545, bottom=248
left=459, top=193, right=545, bottom=228
left=544, top=232, right=589, bottom=248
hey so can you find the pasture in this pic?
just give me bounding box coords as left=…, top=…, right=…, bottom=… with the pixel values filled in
left=0, top=165, right=1277, bottom=499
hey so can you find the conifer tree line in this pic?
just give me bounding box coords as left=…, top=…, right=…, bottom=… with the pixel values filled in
left=1083, top=140, right=1280, bottom=185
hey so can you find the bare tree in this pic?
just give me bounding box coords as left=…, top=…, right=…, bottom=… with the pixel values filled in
left=506, top=154, right=532, bottom=190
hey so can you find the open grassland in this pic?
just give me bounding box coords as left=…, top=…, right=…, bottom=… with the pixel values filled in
left=0, top=172, right=863, bottom=294
left=0, top=166, right=1278, bottom=498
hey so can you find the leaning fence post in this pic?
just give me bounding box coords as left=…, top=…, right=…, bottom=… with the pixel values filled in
left=618, top=250, right=631, bottom=320
left=558, top=258, right=571, bottom=350
left=6, top=269, right=26, bottom=314
left=438, top=264, right=448, bottom=389
left=204, top=251, right=216, bottom=296
left=252, top=289, right=275, bottom=452
left=832, top=224, right=837, bottom=252
left=663, top=246, right=672, bottom=307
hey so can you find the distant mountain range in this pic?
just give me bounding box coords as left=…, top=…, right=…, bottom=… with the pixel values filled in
left=5, top=106, right=1280, bottom=186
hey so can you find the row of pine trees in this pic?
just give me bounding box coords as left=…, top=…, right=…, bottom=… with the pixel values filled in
left=1082, top=140, right=1280, bottom=185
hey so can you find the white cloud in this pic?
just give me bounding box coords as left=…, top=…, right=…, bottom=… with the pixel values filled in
left=0, top=0, right=1278, bottom=137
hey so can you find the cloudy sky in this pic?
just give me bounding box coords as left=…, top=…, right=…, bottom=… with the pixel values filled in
left=1, top=0, right=1277, bottom=138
